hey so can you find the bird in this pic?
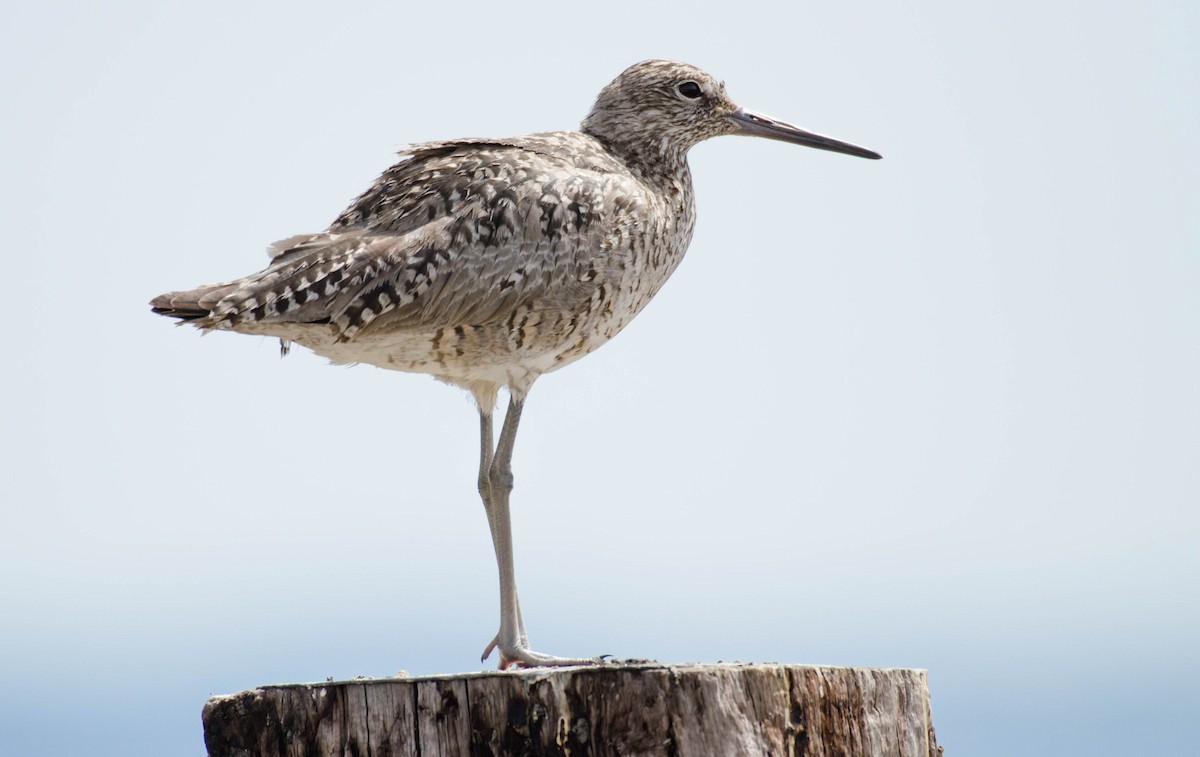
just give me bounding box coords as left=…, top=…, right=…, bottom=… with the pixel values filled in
left=151, top=59, right=880, bottom=669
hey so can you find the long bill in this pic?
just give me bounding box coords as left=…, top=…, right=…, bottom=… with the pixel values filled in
left=728, top=110, right=881, bottom=160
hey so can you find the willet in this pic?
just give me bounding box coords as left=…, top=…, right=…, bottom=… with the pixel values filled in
left=151, top=60, right=880, bottom=668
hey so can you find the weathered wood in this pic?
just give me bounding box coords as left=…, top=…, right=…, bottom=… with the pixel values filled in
left=202, top=663, right=941, bottom=757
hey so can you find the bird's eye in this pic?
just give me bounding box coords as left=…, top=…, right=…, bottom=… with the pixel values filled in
left=677, top=81, right=703, bottom=99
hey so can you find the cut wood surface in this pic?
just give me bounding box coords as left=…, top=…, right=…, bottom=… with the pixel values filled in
left=202, top=663, right=941, bottom=757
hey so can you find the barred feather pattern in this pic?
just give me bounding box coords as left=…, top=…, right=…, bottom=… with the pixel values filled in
left=151, top=61, right=744, bottom=394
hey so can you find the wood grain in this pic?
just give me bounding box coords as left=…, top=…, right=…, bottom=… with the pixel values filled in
left=202, top=663, right=942, bottom=756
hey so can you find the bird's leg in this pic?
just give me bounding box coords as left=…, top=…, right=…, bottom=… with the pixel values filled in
left=477, top=393, right=598, bottom=669
left=484, top=396, right=529, bottom=662
left=476, top=405, right=528, bottom=661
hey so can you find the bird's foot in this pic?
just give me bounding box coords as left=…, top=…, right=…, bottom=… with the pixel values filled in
left=480, top=634, right=603, bottom=670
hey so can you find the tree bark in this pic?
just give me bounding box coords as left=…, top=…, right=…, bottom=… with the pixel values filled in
left=202, top=663, right=941, bottom=756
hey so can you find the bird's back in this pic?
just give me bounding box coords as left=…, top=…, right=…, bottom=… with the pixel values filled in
left=152, top=131, right=697, bottom=391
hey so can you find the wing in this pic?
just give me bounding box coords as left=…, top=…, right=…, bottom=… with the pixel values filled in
left=192, top=135, right=652, bottom=341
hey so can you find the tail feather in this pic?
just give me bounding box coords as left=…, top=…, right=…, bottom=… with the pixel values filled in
left=150, top=282, right=241, bottom=322
left=150, top=228, right=428, bottom=334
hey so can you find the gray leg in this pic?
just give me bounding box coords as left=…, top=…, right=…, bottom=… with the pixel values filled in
left=477, top=394, right=598, bottom=669
left=477, top=406, right=528, bottom=661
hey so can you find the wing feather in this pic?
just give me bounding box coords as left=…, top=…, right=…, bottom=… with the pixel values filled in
left=181, top=134, right=651, bottom=341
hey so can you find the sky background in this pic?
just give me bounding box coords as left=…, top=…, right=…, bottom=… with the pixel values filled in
left=3, top=1, right=1198, bottom=755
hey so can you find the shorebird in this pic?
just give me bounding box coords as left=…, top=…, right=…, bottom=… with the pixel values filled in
left=152, top=60, right=880, bottom=668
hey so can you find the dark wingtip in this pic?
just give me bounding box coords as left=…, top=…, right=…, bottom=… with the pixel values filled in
left=150, top=307, right=208, bottom=321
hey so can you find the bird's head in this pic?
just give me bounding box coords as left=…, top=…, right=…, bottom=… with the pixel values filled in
left=581, top=59, right=880, bottom=166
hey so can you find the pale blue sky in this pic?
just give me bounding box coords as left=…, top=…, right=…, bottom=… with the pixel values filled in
left=3, top=1, right=1197, bottom=755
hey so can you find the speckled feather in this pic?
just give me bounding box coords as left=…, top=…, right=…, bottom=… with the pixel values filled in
left=151, top=57, right=887, bottom=404
left=151, top=61, right=742, bottom=396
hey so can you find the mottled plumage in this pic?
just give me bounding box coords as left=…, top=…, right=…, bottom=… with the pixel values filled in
left=152, top=60, right=880, bottom=668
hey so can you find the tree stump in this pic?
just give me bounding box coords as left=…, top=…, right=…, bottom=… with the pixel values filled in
left=202, top=663, right=941, bottom=756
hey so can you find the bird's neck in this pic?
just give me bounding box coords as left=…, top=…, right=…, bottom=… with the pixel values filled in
left=584, top=128, right=692, bottom=192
